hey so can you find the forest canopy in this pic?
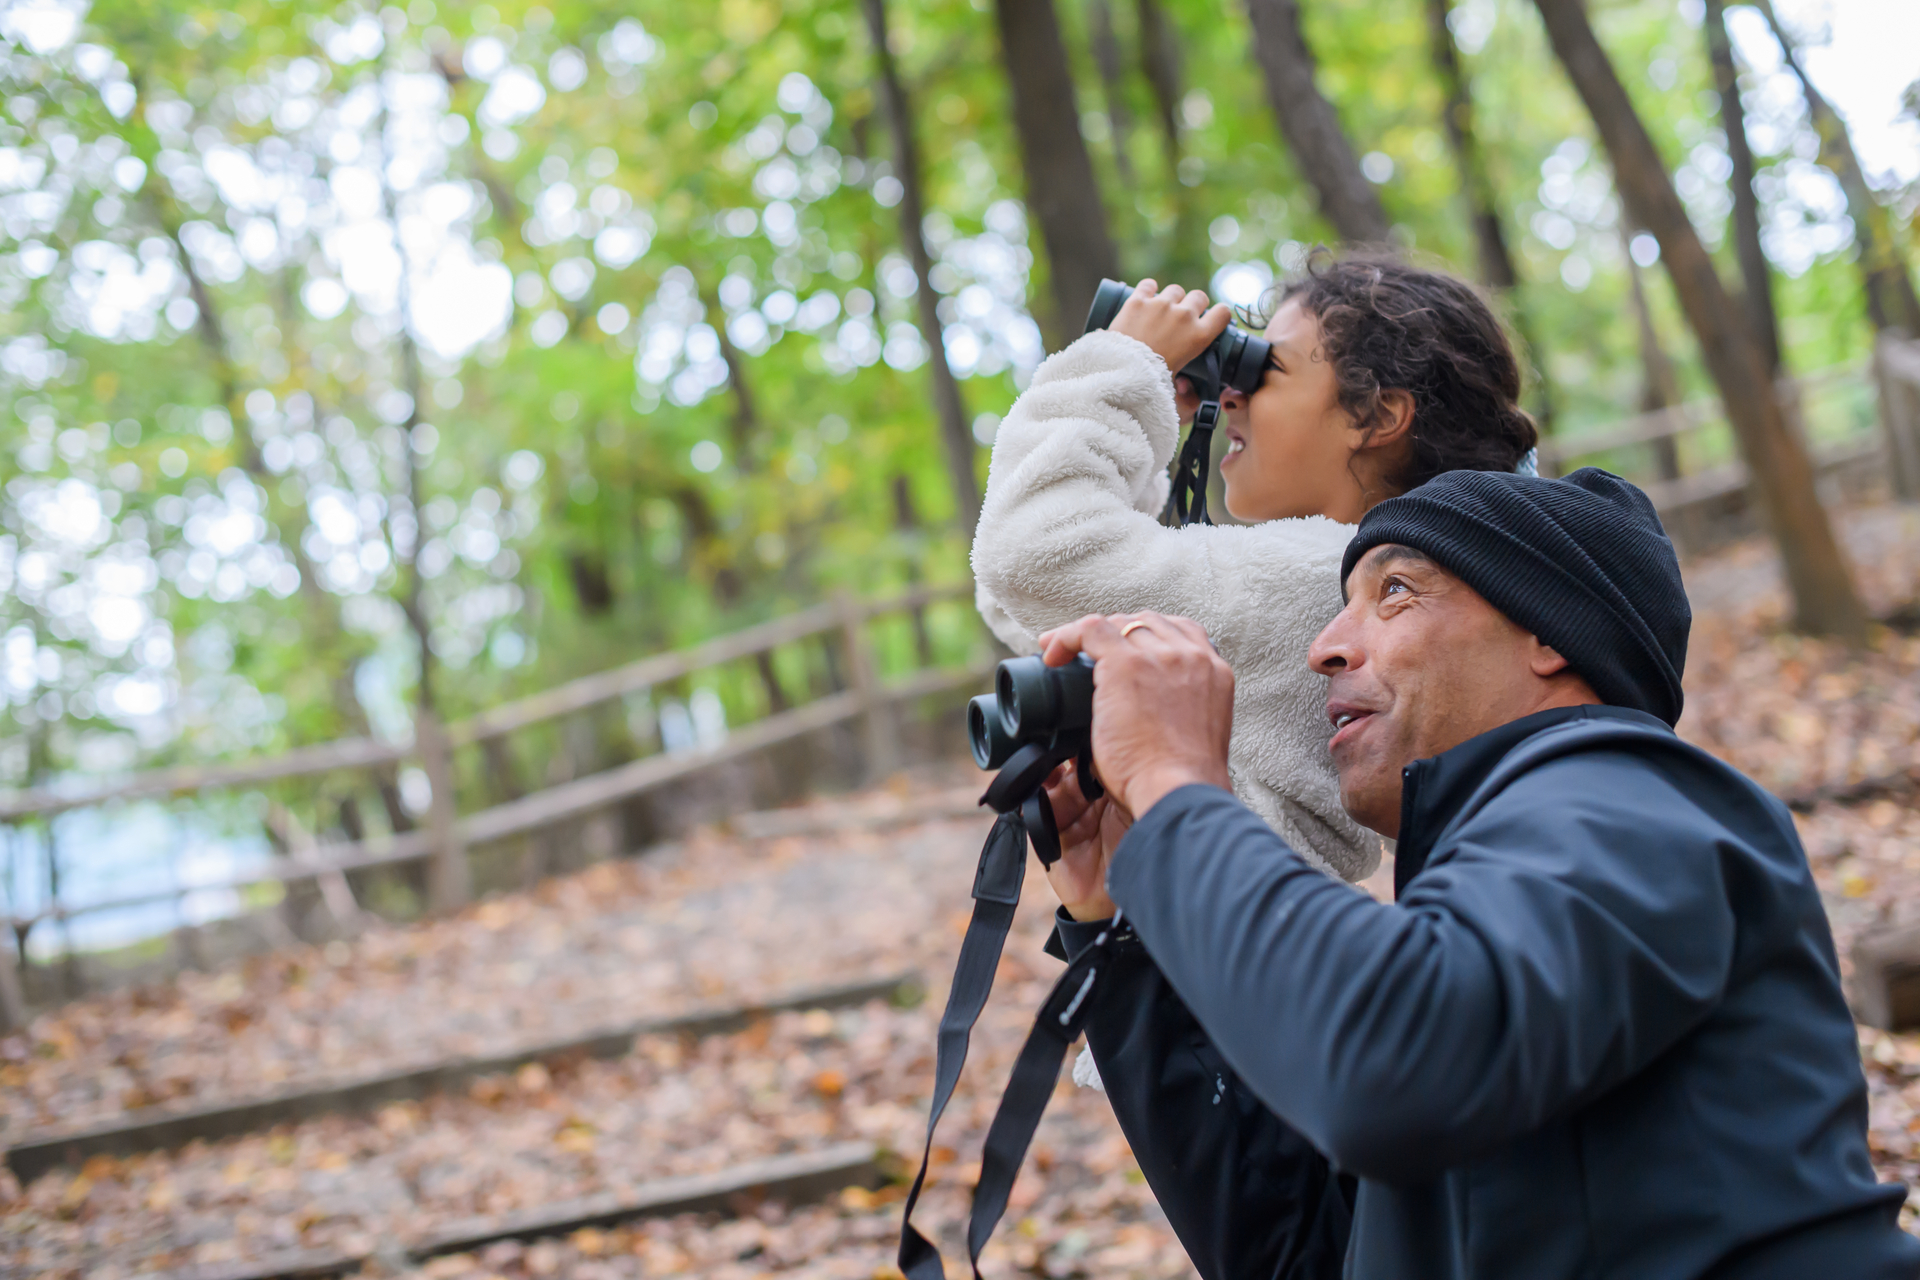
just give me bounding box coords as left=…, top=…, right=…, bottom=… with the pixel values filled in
left=0, top=0, right=1914, bottom=788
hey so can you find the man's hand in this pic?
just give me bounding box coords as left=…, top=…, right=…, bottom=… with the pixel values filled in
left=1043, top=758, right=1132, bottom=921
left=1038, top=612, right=1235, bottom=820
left=1109, top=280, right=1230, bottom=411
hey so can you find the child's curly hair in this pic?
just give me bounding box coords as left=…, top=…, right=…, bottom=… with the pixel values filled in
left=1249, top=250, right=1539, bottom=492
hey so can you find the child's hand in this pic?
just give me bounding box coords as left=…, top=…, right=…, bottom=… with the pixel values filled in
left=1110, top=280, right=1232, bottom=394
left=1172, top=375, right=1203, bottom=425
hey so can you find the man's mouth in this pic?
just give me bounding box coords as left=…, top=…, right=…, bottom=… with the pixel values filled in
left=1223, top=427, right=1246, bottom=457
left=1327, top=704, right=1376, bottom=749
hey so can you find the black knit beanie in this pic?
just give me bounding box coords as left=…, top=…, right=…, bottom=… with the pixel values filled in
left=1340, top=467, right=1692, bottom=725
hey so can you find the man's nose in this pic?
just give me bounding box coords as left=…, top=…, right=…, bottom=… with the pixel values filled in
left=1309, top=607, right=1361, bottom=675
left=1221, top=386, right=1249, bottom=412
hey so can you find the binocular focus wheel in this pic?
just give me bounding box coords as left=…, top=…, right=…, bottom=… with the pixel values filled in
left=1022, top=791, right=1061, bottom=868
left=1076, top=746, right=1103, bottom=802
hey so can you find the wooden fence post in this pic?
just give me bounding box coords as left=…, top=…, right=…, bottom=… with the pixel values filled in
left=0, top=926, right=26, bottom=1033
left=836, top=592, right=899, bottom=784
left=416, top=711, right=470, bottom=913
left=1874, top=333, right=1920, bottom=503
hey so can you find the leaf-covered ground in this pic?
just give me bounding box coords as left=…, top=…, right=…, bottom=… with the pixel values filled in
left=5, top=504, right=1920, bottom=1280
left=0, top=813, right=1189, bottom=1280
left=0, top=789, right=988, bottom=1138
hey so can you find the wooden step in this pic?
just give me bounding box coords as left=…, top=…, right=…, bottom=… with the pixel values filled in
left=154, top=1143, right=882, bottom=1280
left=7, top=972, right=918, bottom=1183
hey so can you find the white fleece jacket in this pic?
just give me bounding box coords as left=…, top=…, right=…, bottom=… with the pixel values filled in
left=971, top=329, right=1382, bottom=884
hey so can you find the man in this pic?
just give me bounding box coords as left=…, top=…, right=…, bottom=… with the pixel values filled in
left=1035, top=468, right=1919, bottom=1278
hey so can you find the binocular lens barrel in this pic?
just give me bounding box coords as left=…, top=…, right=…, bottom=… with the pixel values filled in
left=968, top=694, right=1019, bottom=770
left=1085, top=279, right=1131, bottom=332
left=996, top=655, right=1094, bottom=742
left=1085, top=278, right=1271, bottom=397
left=970, top=657, right=1097, bottom=768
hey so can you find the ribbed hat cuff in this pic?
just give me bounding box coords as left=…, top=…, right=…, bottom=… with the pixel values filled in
left=1343, top=509, right=1683, bottom=724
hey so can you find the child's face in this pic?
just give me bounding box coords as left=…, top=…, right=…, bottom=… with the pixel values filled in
left=1217, top=300, right=1370, bottom=525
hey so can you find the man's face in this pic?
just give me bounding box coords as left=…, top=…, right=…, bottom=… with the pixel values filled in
left=1308, top=544, right=1594, bottom=838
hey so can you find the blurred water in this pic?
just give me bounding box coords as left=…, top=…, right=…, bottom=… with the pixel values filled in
left=3, top=802, right=270, bottom=959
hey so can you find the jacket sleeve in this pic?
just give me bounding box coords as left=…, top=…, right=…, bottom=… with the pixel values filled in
left=1054, top=912, right=1353, bottom=1280
left=1106, top=764, right=1738, bottom=1185
left=969, top=329, right=1352, bottom=654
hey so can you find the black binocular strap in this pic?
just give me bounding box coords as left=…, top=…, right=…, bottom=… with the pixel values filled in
left=961, top=928, right=1113, bottom=1266
left=898, top=810, right=1029, bottom=1280
left=1171, top=400, right=1220, bottom=527
left=899, top=810, right=1123, bottom=1279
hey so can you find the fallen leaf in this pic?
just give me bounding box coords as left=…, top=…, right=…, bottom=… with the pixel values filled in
left=58, top=1174, right=92, bottom=1215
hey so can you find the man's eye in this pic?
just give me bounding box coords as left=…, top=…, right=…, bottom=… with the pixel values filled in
left=1382, top=579, right=1409, bottom=596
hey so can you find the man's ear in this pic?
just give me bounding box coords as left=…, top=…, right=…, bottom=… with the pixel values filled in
left=1357, top=389, right=1416, bottom=452
left=1529, top=638, right=1573, bottom=678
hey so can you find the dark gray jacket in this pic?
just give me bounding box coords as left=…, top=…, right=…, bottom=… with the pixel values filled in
left=1056, top=705, right=1919, bottom=1279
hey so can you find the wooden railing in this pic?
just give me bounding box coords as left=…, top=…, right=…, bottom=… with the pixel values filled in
left=1874, top=333, right=1920, bottom=502
left=5, top=339, right=1917, bottom=1027
left=1536, top=360, right=1890, bottom=517
left=0, top=583, right=993, bottom=1026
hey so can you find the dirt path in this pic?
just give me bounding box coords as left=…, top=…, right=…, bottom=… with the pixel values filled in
left=6, top=503, right=1920, bottom=1279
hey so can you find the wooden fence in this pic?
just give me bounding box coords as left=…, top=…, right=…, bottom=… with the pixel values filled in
left=1534, top=337, right=1920, bottom=530
left=1540, top=358, right=1870, bottom=515
left=0, top=583, right=992, bottom=1028
left=1875, top=333, right=1920, bottom=502
left=3, top=337, right=1919, bottom=1029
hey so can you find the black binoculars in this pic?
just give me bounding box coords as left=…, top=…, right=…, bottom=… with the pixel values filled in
left=968, top=654, right=1095, bottom=770
left=1084, top=278, right=1267, bottom=527
left=1085, top=278, right=1272, bottom=398
left=968, top=655, right=1101, bottom=865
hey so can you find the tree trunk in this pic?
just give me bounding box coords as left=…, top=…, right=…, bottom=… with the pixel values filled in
left=373, top=73, right=441, bottom=721
left=1086, top=0, right=1138, bottom=194
left=1530, top=0, right=1867, bottom=643
left=1426, top=0, right=1515, bottom=290
left=707, top=284, right=763, bottom=473
left=1704, top=0, right=1781, bottom=374
left=1132, top=0, right=1210, bottom=287
left=163, top=216, right=365, bottom=709
left=1244, top=0, right=1391, bottom=244
left=991, top=0, right=1122, bottom=348
left=1753, top=0, right=1920, bottom=337
left=1622, top=226, right=1684, bottom=481
left=1136, top=0, right=1182, bottom=172
left=1424, top=0, right=1557, bottom=432
left=892, top=475, right=936, bottom=666
left=754, top=650, right=790, bottom=714
left=865, top=0, right=983, bottom=529
left=382, top=166, right=442, bottom=909
left=673, top=484, right=744, bottom=605
left=155, top=198, right=416, bottom=836
left=395, top=319, right=435, bottom=715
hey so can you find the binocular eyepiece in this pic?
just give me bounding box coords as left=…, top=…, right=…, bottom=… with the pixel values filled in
left=968, top=655, right=1104, bottom=861
left=1085, top=278, right=1271, bottom=398
left=969, top=654, right=1095, bottom=770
